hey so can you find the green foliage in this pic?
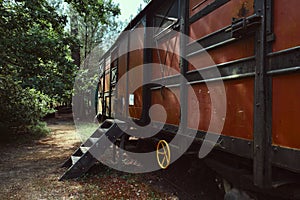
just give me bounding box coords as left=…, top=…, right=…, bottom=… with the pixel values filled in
left=65, top=0, right=120, bottom=23
left=0, top=0, right=121, bottom=139
left=0, top=75, right=54, bottom=138
left=0, top=0, right=77, bottom=138
left=0, top=0, right=77, bottom=104
left=66, top=0, right=121, bottom=60
left=76, top=122, right=99, bottom=141
left=26, top=121, right=50, bottom=137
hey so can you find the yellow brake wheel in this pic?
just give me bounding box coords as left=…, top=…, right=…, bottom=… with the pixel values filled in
left=156, top=140, right=171, bottom=169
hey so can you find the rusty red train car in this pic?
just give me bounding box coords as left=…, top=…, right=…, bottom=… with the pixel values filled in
left=63, top=0, right=300, bottom=198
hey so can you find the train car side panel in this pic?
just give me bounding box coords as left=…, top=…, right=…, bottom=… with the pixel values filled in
left=151, top=87, right=180, bottom=126
left=188, top=78, right=254, bottom=139
left=272, top=73, right=300, bottom=149
left=188, top=37, right=255, bottom=70
left=128, top=23, right=145, bottom=120
left=152, top=33, right=180, bottom=79
left=272, top=0, right=300, bottom=52
left=189, top=0, right=254, bottom=40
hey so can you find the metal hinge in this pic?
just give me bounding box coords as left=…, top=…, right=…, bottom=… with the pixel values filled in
left=230, top=14, right=262, bottom=38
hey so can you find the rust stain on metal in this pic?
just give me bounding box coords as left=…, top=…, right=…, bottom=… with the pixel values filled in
left=234, top=0, right=254, bottom=18
left=238, top=2, right=249, bottom=17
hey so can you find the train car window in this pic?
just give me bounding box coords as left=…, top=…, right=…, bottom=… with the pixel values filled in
left=111, top=68, right=117, bottom=85
left=110, top=58, right=118, bottom=86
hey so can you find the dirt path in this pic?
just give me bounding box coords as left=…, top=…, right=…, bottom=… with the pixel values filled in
left=0, top=119, right=79, bottom=199
left=0, top=116, right=178, bottom=200
left=0, top=113, right=226, bottom=200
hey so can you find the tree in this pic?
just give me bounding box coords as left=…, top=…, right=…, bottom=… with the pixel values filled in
left=0, top=0, right=76, bottom=103
left=62, top=0, right=121, bottom=120
left=66, top=0, right=120, bottom=60
left=137, top=0, right=150, bottom=15
left=0, top=0, right=76, bottom=136
left=0, top=0, right=122, bottom=137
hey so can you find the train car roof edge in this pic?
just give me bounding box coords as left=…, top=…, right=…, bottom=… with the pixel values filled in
left=100, top=0, right=157, bottom=60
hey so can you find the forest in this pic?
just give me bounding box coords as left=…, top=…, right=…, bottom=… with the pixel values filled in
left=0, top=0, right=124, bottom=139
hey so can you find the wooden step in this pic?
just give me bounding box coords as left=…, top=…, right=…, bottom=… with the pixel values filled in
left=80, top=147, right=90, bottom=154
left=71, top=156, right=81, bottom=164
left=91, top=128, right=109, bottom=138
left=98, top=128, right=109, bottom=133
left=89, top=137, right=99, bottom=144
left=60, top=121, right=126, bottom=180
left=84, top=137, right=99, bottom=147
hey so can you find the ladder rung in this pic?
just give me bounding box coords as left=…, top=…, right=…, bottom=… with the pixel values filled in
left=80, top=147, right=90, bottom=154
left=89, top=137, right=99, bottom=144
left=113, top=119, right=126, bottom=124
left=104, top=119, right=115, bottom=123
left=60, top=120, right=127, bottom=180
left=71, top=156, right=81, bottom=164
left=97, top=128, right=109, bottom=133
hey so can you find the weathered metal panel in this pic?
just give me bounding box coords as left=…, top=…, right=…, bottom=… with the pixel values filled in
left=189, top=0, right=254, bottom=40
left=189, top=0, right=215, bottom=17
left=128, top=23, right=145, bottom=119
left=104, top=72, right=110, bottom=92
left=272, top=0, right=300, bottom=52
left=152, top=33, right=180, bottom=80
left=272, top=73, right=300, bottom=149
left=188, top=36, right=255, bottom=70
left=105, top=56, right=111, bottom=71
left=222, top=78, right=254, bottom=139
left=188, top=78, right=254, bottom=139
left=151, top=87, right=181, bottom=125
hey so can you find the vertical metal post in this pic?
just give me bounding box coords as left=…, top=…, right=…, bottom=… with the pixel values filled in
left=266, top=0, right=274, bottom=52
left=109, top=56, right=113, bottom=118
left=141, top=15, right=153, bottom=125
left=179, top=0, right=189, bottom=129
left=126, top=32, right=131, bottom=119
left=115, top=59, right=119, bottom=118
left=253, top=0, right=272, bottom=188
left=102, top=57, right=106, bottom=120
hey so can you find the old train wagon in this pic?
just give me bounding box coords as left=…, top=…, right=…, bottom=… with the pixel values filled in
left=63, top=0, right=300, bottom=198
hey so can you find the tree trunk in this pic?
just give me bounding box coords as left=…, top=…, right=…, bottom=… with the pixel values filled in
left=70, top=14, right=80, bottom=69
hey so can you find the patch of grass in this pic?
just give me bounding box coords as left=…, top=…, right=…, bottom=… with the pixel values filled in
left=27, top=121, right=50, bottom=137
left=0, top=121, right=50, bottom=144
left=75, top=122, right=99, bottom=141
